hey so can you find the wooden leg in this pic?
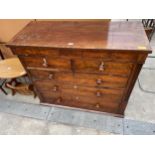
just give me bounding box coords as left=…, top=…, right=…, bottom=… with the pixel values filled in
left=0, top=49, right=4, bottom=60
left=5, top=78, right=19, bottom=96
left=5, top=76, right=36, bottom=97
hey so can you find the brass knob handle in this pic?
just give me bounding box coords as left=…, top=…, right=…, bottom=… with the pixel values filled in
left=95, top=103, right=100, bottom=108
left=96, top=79, right=102, bottom=85
left=75, top=96, right=79, bottom=100
left=96, top=91, right=102, bottom=97
left=48, top=73, right=54, bottom=79
left=24, top=54, right=29, bottom=57
left=56, top=97, right=62, bottom=103
left=43, top=58, right=48, bottom=67
left=73, top=85, right=78, bottom=89
left=53, top=85, right=58, bottom=92
left=99, top=61, right=105, bottom=71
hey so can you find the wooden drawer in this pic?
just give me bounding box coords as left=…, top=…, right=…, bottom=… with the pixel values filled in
left=74, top=59, right=133, bottom=76
left=29, top=70, right=128, bottom=88
left=20, top=56, right=71, bottom=71
left=60, top=83, right=124, bottom=96
left=43, top=97, right=120, bottom=114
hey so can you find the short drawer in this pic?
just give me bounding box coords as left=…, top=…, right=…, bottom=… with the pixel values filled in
left=74, top=59, right=133, bottom=76
left=20, top=56, right=71, bottom=71
left=29, top=70, right=128, bottom=88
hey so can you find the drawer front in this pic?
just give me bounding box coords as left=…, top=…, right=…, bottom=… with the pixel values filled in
left=74, top=59, right=133, bottom=76
left=29, top=70, right=128, bottom=88
left=60, top=83, right=124, bottom=96
left=20, top=56, right=71, bottom=71
left=43, top=97, right=120, bottom=114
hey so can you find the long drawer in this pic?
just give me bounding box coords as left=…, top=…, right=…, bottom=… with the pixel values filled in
left=20, top=56, right=133, bottom=76
left=29, top=70, right=128, bottom=88
left=43, top=96, right=120, bottom=114
left=35, top=80, right=124, bottom=94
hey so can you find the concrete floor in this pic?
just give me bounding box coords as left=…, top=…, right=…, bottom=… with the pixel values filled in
left=125, top=33, right=155, bottom=123
left=0, top=112, right=109, bottom=135
left=0, top=19, right=155, bottom=134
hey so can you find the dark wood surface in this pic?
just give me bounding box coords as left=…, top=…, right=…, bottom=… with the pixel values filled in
left=28, top=70, right=128, bottom=88
left=0, top=49, right=4, bottom=59
left=8, top=21, right=151, bottom=52
left=19, top=55, right=133, bottom=76
left=7, top=21, right=152, bottom=116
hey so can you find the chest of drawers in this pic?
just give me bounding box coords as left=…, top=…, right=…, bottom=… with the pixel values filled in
left=7, top=21, right=152, bottom=116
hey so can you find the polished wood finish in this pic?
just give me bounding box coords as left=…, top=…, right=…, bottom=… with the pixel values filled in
left=0, top=49, right=4, bottom=59
left=7, top=21, right=151, bottom=116
left=28, top=70, right=128, bottom=88
left=8, top=21, right=151, bottom=52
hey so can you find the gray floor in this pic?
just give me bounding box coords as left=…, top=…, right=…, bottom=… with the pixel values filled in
left=125, top=33, right=155, bottom=123
left=0, top=20, right=155, bottom=134
left=0, top=112, right=108, bottom=135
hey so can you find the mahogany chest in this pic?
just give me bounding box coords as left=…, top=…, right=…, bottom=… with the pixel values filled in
left=7, top=21, right=152, bottom=116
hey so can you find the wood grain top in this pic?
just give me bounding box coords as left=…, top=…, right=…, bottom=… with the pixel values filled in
left=7, top=21, right=152, bottom=53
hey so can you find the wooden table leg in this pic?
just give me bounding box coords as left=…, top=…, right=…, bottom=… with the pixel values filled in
left=0, top=49, right=4, bottom=60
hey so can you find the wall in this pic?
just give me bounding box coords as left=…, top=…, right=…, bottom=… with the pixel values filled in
left=0, top=19, right=33, bottom=58
left=0, top=19, right=33, bottom=42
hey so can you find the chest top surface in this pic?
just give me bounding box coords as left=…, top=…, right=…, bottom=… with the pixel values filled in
left=7, top=21, right=151, bottom=53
